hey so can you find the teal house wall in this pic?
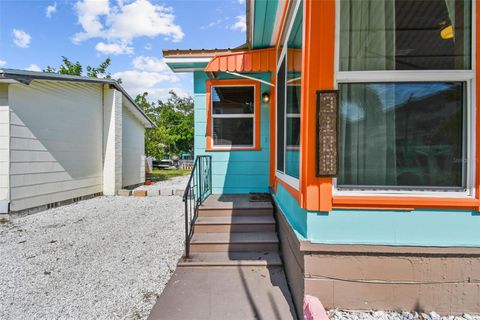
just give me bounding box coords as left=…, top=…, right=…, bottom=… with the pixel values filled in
left=273, top=184, right=480, bottom=247
left=193, top=72, right=271, bottom=194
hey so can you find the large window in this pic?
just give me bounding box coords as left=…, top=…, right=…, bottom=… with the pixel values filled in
left=338, top=82, right=465, bottom=189
left=337, top=0, right=473, bottom=193
left=277, top=2, right=303, bottom=182
left=340, top=0, right=471, bottom=71
left=211, top=86, right=255, bottom=147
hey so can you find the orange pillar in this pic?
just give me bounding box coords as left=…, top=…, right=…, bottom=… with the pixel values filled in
left=300, top=0, right=335, bottom=212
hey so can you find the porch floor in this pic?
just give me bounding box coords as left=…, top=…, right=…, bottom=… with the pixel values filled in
left=147, top=266, right=297, bottom=320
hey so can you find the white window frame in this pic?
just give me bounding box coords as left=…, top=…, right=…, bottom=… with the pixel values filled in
left=211, top=84, right=256, bottom=149
left=286, top=83, right=301, bottom=149
left=332, top=0, right=477, bottom=199
left=275, top=0, right=302, bottom=190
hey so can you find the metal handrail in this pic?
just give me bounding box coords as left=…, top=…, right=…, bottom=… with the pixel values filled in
left=182, top=155, right=212, bottom=258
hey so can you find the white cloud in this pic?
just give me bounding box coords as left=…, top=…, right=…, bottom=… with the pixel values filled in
left=96, top=41, right=133, bottom=55
left=73, top=0, right=184, bottom=55
left=12, top=29, right=32, bottom=48
left=201, top=18, right=225, bottom=30
left=230, top=15, right=246, bottom=32
left=25, top=64, right=42, bottom=72
left=0, top=59, right=6, bottom=67
left=73, top=0, right=109, bottom=42
left=112, top=55, right=190, bottom=102
left=132, top=56, right=169, bottom=72
left=139, top=87, right=189, bottom=102
left=144, top=43, right=152, bottom=50
left=46, top=2, right=57, bottom=18
left=238, top=0, right=245, bottom=4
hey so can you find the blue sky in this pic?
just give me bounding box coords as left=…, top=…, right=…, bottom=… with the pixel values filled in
left=0, top=0, right=247, bottom=101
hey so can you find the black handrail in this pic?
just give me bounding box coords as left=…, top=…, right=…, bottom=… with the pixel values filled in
left=182, top=155, right=212, bottom=258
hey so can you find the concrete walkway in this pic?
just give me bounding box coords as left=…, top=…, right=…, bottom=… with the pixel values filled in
left=148, top=265, right=298, bottom=320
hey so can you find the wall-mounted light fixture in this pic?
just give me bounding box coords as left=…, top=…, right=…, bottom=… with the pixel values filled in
left=262, top=91, right=270, bottom=103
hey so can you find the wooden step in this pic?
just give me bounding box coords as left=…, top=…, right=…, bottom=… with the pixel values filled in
left=190, top=232, right=279, bottom=252
left=178, top=251, right=282, bottom=267
left=194, top=215, right=276, bottom=233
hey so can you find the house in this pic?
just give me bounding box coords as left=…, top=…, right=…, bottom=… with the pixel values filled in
left=163, top=0, right=480, bottom=316
left=0, top=69, right=154, bottom=215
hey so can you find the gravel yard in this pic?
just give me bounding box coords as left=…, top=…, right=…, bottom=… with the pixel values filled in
left=0, top=176, right=188, bottom=320
left=328, top=310, right=480, bottom=320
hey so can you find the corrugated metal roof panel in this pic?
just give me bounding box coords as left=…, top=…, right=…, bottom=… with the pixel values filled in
left=205, top=48, right=275, bottom=73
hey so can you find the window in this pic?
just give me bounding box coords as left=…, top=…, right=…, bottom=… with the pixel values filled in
left=277, top=2, right=303, bottom=181
left=206, top=80, right=260, bottom=150
left=337, top=0, right=474, bottom=194
left=338, top=82, right=465, bottom=190
left=340, top=0, right=471, bottom=71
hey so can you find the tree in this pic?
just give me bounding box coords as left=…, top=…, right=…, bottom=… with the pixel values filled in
left=44, top=56, right=120, bottom=82
left=136, top=91, right=194, bottom=160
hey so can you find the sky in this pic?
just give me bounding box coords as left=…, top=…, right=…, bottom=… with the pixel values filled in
left=0, top=0, right=247, bottom=101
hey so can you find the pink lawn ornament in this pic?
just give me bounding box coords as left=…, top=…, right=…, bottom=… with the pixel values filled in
left=303, top=295, right=329, bottom=320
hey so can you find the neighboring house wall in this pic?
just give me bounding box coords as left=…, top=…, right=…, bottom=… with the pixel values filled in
left=103, top=87, right=122, bottom=195
left=194, top=72, right=271, bottom=194
left=0, top=84, right=9, bottom=213
left=122, top=105, right=145, bottom=187
left=8, top=80, right=104, bottom=212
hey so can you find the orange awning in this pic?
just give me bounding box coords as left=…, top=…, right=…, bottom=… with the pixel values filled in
left=205, top=48, right=276, bottom=73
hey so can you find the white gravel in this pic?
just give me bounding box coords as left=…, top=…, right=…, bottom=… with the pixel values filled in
left=0, top=177, right=188, bottom=320
left=328, top=309, right=480, bottom=320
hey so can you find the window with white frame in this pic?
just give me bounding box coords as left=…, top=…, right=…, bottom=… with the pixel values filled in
left=211, top=86, right=255, bottom=147
left=336, top=0, right=473, bottom=192
left=277, top=1, right=303, bottom=181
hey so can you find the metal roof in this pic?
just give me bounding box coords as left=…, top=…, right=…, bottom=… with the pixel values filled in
left=204, top=48, right=275, bottom=73
left=0, top=68, right=155, bottom=128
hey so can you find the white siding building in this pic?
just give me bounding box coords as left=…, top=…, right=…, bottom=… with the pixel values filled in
left=0, top=69, right=154, bottom=214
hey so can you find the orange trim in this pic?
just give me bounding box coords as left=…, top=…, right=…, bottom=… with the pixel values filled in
left=299, top=0, right=335, bottom=212
left=332, top=197, right=480, bottom=211
left=335, top=206, right=416, bottom=211
left=276, top=177, right=301, bottom=203
left=205, top=48, right=275, bottom=73
left=205, top=79, right=261, bottom=151
left=476, top=1, right=480, bottom=208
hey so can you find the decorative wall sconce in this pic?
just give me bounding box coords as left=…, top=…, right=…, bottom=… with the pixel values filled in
left=262, top=92, right=270, bottom=103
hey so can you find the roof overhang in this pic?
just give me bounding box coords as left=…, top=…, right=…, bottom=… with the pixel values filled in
left=164, top=57, right=212, bottom=72
left=204, top=47, right=275, bottom=73
left=162, top=48, right=245, bottom=73
left=249, top=0, right=287, bottom=49
left=0, top=68, right=155, bottom=128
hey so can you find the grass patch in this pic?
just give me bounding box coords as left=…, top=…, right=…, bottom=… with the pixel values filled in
left=148, top=169, right=190, bottom=182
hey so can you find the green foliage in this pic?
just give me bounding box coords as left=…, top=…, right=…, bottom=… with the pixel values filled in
left=44, top=56, right=121, bottom=83
left=149, top=169, right=191, bottom=181
left=44, top=56, right=82, bottom=76
left=136, top=91, right=194, bottom=160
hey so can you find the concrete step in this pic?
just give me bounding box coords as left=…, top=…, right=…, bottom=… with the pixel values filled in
left=197, top=207, right=274, bottom=217
left=190, top=232, right=279, bottom=252
left=194, top=215, right=276, bottom=233
left=178, top=251, right=282, bottom=267
left=198, top=194, right=273, bottom=217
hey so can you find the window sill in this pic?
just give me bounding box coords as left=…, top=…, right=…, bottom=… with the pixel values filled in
left=332, top=195, right=480, bottom=211
left=275, top=175, right=301, bottom=203
left=206, top=146, right=261, bottom=151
